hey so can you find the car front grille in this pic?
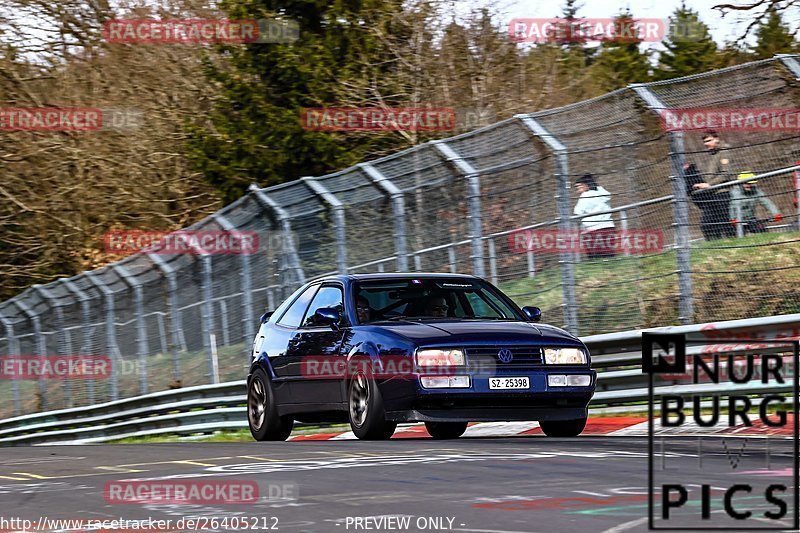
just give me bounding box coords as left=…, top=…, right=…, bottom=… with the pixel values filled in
left=465, top=345, right=544, bottom=370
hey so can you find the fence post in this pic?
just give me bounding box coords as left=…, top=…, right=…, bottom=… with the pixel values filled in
left=302, top=177, right=348, bottom=274
left=249, top=186, right=306, bottom=292
left=516, top=114, right=578, bottom=334
left=85, top=272, right=119, bottom=401
left=432, top=140, right=485, bottom=277
left=31, top=284, right=73, bottom=408
left=58, top=279, right=96, bottom=404
left=0, top=314, right=21, bottom=416
left=212, top=213, right=254, bottom=363
left=359, top=163, right=409, bottom=271
left=192, top=251, right=217, bottom=385
left=631, top=84, right=694, bottom=324
left=527, top=249, right=536, bottom=277
left=111, top=264, right=149, bottom=394
left=487, top=238, right=498, bottom=286
left=148, top=254, right=183, bottom=384
left=13, top=298, right=48, bottom=410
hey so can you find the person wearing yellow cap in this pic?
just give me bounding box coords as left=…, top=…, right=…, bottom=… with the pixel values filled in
left=729, top=172, right=782, bottom=235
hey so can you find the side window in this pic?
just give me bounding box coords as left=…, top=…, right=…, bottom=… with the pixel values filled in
left=464, top=291, right=502, bottom=318
left=277, top=285, right=319, bottom=328
left=302, top=286, right=344, bottom=327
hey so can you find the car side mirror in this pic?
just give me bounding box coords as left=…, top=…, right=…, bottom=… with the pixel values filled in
left=314, top=307, right=341, bottom=328
left=260, top=310, right=274, bottom=324
left=522, top=306, right=542, bottom=322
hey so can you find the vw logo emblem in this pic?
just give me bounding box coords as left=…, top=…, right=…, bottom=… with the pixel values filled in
left=497, top=348, right=513, bottom=363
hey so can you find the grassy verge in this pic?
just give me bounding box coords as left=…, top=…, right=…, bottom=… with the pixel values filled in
left=500, top=230, right=800, bottom=334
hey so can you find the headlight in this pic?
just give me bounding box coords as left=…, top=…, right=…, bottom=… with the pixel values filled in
left=416, top=349, right=465, bottom=367
left=543, top=347, right=586, bottom=365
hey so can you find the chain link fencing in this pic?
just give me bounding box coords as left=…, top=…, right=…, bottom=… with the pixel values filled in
left=1, top=55, right=800, bottom=418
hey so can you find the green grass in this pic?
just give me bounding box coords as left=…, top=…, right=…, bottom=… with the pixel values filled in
left=499, top=230, right=800, bottom=335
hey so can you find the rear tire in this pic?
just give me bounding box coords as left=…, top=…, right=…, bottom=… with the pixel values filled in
left=539, top=417, right=587, bottom=437
left=425, top=421, right=468, bottom=439
left=348, top=371, right=396, bottom=440
left=248, top=368, right=293, bottom=441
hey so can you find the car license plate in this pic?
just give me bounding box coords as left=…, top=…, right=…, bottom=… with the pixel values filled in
left=489, top=377, right=529, bottom=390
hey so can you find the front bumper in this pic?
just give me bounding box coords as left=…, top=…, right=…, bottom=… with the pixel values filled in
left=380, top=368, right=596, bottom=423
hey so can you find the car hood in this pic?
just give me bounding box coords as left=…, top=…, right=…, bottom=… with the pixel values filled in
left=373, top=320, right=581, bottom=346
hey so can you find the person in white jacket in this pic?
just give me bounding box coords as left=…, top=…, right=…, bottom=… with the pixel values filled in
left=574, top=174, right=616, bottom=259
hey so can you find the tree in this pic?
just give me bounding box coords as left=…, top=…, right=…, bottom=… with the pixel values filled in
left=590, top=10, right=652, bottom=90
left=186, top=0, right=426, bottom=203
left=656, top=4, right=718, bottom=80
left=751, top=6, right=796, bottom=59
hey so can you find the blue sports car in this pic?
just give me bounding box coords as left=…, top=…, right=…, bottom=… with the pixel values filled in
left=247, top=273, right=596, bottom=440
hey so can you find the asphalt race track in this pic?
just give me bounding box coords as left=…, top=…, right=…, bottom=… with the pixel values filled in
left=0, top=436, right=795, bottom=532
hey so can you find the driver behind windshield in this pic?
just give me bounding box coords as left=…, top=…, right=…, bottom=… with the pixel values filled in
left=424, top=295, right=449, bottom=318
left=356, top=295, right=371, bottom=324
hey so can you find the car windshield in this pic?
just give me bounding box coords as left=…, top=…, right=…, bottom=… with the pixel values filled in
left=354, top=278, right=522, bottom=323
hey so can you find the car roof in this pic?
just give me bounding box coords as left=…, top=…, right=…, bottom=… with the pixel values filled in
left=311, top=272, right=482, bottom=283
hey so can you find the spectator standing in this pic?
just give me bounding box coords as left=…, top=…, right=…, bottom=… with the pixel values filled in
left=729, top=173, right=781, bottom=234
left=690, top=131, right=736, bottom=240
left=573, top=174, right=616, bottom=259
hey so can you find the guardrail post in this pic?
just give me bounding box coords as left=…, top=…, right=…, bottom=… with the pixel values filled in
left=13, top=298, right=48, bottom=410
left=432, top=141, right=485, bottom=277
left=111, top=265, right=149, bottom=394
left=302, top=177, right=348, bottom=274
left=85, top=272, right=119, bottom=400
left=0, top=314, right=21, bottom=416
left=631, top=85, right=694, bottom=324
left=359, top=163, right=409, bottom=271
left=516, top=114, right=578, bottom=333
left=248, top=186, right=306, bottom=292
left=59, top=279, right=96, bottom=404
left=31, top=285, right=73, bottom=408
left=148, top=254, right=183, bottom=384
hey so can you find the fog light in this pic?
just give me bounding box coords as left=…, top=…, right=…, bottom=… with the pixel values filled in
left=421, top=376, right=470, bottom=389
left=567, top=375, right=592, bottom=387
left=548, top=374, right=567, bottom=387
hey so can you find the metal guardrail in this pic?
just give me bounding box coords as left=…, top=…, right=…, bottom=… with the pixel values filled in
left=1, top=313, right=798, bottom=445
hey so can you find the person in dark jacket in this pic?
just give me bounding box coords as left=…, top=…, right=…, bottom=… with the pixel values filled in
left=685, top=131, right=736, bottom=240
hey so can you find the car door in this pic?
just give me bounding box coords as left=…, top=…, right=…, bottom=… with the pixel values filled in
left=267, top=284, right=320, bottom=403
left=284, top=284, right=348, bottom=406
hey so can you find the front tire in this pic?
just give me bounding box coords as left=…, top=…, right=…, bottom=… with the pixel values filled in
left=425, top=421, right=468, bottom=439
left=539, top=417, right=587, bottom=437
left=348, top=371, right=396, bottom=440
left=248, top=368, right=293, bottom=441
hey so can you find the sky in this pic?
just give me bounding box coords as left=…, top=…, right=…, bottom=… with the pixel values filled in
left=471, top=0, right=800, bottom=48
